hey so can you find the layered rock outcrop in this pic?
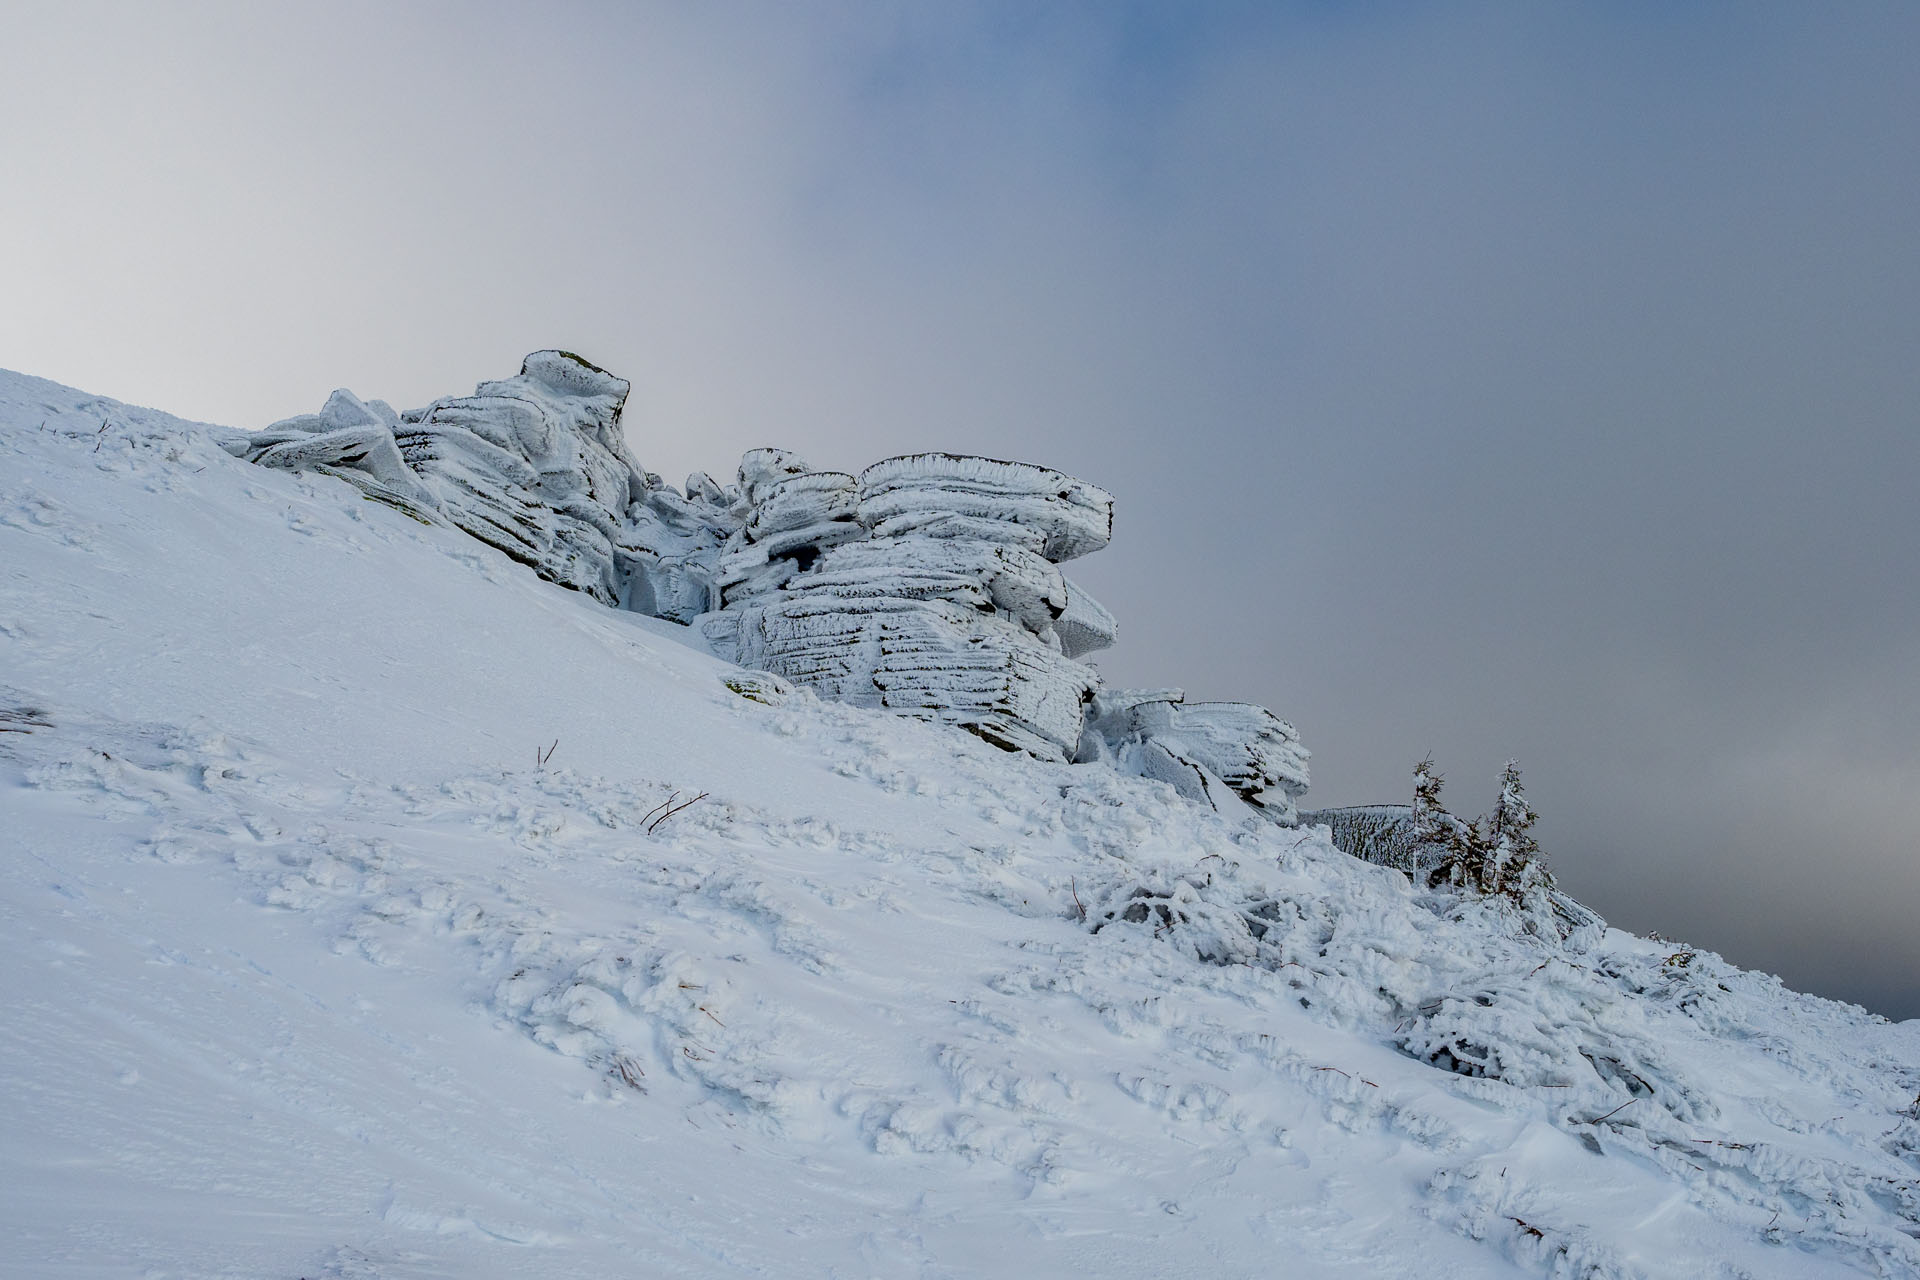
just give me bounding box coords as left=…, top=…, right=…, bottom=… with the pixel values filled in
left=392, top=351, right=643, bottom=604
left=704, top=453, right=1114, bottom=759
left=228, top=352, right=1309, bottom=815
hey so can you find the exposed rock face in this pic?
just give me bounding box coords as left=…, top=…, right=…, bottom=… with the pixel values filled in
left=229, top=352, right=1309, bottom=810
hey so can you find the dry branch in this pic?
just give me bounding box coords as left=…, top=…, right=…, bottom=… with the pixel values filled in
left=646, top=791, right=709, bottom=834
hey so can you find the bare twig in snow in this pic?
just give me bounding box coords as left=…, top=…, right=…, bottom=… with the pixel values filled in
left=641, top=791, right=683, bottom=827
left=647, top=792, right=708, bottom=833
left=1588, top=1097, right=1640, bottom=1126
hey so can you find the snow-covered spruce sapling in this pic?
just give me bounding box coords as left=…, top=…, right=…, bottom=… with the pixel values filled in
left=1409, top=755, right=1479, bottom=870
left=1410, top=755, right=1448, bottom=843
left=1425, top=759, right=1555, bottom=908
left=1486, top=759, right=1539, bottom=862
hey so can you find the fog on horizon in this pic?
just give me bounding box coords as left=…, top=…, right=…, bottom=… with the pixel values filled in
left=5, top=3, right=1916, bottom=1018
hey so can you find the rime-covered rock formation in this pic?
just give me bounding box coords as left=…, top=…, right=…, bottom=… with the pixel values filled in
left=1299, top=804, right=1427, bottom=872
left=704, top=453, right=1115, bottom=760
left=1082, top=689, right=1311, bottom=824
left=618, top=470, right=737, bottom=624
left=223, top=351, right=743, bottom=622
left=392, top=351, right=645, bottom=604
left=228, top=352, right=1309, bottom=808
left=224, top=388, right=439, bottom=518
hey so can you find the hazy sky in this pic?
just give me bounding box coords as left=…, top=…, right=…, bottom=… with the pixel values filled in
left=6, top=3, right=1916, bottom=1017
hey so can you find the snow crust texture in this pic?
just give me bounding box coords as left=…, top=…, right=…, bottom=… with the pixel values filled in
left=225, top=354, right=1308, bottom=804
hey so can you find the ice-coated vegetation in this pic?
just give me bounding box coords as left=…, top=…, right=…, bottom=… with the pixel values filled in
left=5, top=366, right=1917, bottom=1278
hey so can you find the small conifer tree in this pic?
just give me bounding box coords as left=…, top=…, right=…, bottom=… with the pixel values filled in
left=1427, top=758, right=1553, bottom=903
left=1411, top=756, right=1449, bottom=844
left=1487, top=759, right=1539, bottom=858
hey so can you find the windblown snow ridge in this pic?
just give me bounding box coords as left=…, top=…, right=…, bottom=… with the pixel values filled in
left=218, top=351, right=1310, bottom=821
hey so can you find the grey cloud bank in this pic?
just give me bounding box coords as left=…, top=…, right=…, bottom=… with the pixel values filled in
left=5, top=2, right=1915, bottom=1015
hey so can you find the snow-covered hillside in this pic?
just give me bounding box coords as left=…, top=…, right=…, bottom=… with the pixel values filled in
left=3, top=368, right=1917, bottom=1279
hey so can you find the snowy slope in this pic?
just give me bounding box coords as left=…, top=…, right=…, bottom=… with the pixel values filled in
left=3, top=369, right=1917, bottom=1279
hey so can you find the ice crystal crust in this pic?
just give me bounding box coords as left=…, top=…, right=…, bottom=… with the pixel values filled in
left=228, top=352, right=1308, bottom=802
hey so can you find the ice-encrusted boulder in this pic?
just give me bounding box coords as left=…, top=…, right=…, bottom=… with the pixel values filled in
left=705, top=453, right=1114, bottom=760
left=228, top=351, right=1310, bottom=809
left=223, top=351, right=742, bottom=617
left=222, top=388, right=439, bottom=518
left=1081, top=689, right=1311, bottom=825
left=390, top=350, right=645, bottom=605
